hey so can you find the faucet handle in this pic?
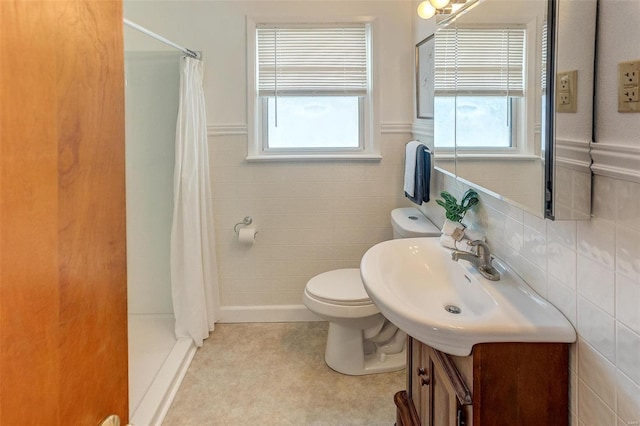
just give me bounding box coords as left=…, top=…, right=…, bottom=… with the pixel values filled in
left=466, top=240, right=491, bottom=261
left=464, top=239, right=478, bottom=255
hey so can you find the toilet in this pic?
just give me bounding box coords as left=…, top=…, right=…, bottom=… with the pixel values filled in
left=303, top=207, right=441, bottom=375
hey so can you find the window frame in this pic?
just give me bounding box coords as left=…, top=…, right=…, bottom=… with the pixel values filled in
left=246, top=16, right=381, bottom=161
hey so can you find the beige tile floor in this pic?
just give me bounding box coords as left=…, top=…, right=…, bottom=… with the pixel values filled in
left=163, top=322, right=405, bottom=425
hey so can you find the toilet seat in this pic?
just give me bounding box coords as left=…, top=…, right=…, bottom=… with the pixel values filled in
left=305, top=269, right=373, bottom=307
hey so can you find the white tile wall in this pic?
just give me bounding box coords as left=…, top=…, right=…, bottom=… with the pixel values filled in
left=210, top=132, right=412, bottom=307
left=578, top=379, right=617, bottom=426
left=577, top=254, right=615, bottom=315
left=617, top=273, right=640, bottom=335
left=618, top=370, right=640, bottom=425
left=421, top=172, right=640, bottom=425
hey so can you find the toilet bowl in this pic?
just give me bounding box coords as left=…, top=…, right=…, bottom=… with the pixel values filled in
left=303, top=207, right=440, bottom=376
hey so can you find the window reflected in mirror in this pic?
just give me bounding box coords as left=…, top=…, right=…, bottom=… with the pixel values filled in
left=432, top=0, right=548, bottom=215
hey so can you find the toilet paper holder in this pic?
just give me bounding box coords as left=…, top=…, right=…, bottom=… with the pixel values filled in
left=233, top=216, right=253, bottom=234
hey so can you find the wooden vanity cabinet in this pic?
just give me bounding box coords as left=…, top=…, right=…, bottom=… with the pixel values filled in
left=397, top=336, right=569, bottom=426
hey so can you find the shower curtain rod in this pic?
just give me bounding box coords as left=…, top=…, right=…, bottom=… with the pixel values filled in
left=124, top=18, right=200, bottom=59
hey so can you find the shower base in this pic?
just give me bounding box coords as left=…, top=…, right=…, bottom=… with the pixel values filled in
left=128, top=314, right=195, bottom=426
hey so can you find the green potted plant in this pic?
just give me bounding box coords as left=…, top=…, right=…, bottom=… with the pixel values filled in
left=436, top=189, right=479, bottom=229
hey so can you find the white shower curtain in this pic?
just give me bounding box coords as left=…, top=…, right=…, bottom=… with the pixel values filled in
left=170, top=56, right=220, bottom=347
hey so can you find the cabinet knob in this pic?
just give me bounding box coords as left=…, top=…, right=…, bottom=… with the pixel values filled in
left=417, top=367, right=430, bottom=385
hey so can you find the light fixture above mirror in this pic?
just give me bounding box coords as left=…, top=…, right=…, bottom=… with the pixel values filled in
left=417, top=0, right=471, bottom=19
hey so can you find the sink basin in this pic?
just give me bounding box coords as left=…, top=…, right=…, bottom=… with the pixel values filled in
left=360, top=237, right=576, bottom=356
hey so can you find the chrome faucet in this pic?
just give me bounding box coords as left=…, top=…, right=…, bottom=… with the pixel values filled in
left=451, top=240, right=500, bottom=281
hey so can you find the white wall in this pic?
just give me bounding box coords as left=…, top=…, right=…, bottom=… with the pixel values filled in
left=591, top=0, right=640, bottom=183
left=596, top=0, right=640, bottom=147
left=124, top=1, right=413, bottom=124
left=555, top=0, right=597, bottom=143
left=415, top=0, right=640, bottom=424
left=124, top=1, right=415, bottom=319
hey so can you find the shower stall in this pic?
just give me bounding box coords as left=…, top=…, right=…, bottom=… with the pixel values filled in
left=124, top=42, right=196, bottom=426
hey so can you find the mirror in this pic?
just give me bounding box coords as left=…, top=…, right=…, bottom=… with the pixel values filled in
left=432, top=0, right=596, bottom=220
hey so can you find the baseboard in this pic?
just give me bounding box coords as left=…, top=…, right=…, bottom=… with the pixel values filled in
left=218, top=304, right=322, bottom=323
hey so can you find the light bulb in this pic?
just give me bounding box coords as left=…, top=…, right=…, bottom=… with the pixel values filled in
left=429, top=0, right=451, bottom=8
left=417, top=1, right=436, bottom=19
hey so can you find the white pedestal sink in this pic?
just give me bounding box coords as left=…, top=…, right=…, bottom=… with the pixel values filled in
left=360, top=237, right=576, bottom=356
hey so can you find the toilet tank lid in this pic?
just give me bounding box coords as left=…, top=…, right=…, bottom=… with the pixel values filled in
left=391, top=207, right=441, bottom=237
left=306, top=269, right=371, bottom=304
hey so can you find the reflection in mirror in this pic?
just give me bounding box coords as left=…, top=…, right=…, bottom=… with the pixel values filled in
left=432, top=28, right=456, bottom=176
left=547, top=0, right=596, bottom=220
left=431, top=0, right=596, bottom=220
left=434, top=0, right=547, bottom=216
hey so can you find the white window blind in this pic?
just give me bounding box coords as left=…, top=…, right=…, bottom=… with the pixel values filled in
left=257, top=24, right=368, bottom=97
left=435, top=26, right=526, bottom=96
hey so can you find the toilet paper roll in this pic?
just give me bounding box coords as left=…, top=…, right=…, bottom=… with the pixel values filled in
left=238, top=227, right=257, bottom=245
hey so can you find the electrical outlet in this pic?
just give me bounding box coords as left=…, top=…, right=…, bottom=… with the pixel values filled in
left=624, top=87, right=639, bottom=102
left=556, top=70, right=577, bottom=113
left=620, top=60, right=640, bottom=86
left=618, top=60, right=640, bottom=113
left=623, top=69, right=639, bottom=86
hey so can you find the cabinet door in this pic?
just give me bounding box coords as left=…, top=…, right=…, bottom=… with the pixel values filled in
left=408, top=337, right=431, bottom=425
left=430, top=355, right=461, bottom=426
left=428, top=348, right=471, bottom=426
left=406, top=339, right=471, bottom=426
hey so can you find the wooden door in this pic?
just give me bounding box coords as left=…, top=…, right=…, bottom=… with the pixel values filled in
left=0, top=0, right=128, bottom=424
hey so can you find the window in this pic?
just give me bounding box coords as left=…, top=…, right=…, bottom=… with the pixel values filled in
left=435, top=96, right=517, bottom=148
left=434, top=26, right=526, bottom=151
left=247, top=21, right=379, bottom=160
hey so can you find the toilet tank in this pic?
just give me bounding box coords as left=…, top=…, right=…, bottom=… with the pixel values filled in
left=390, top=207, right=441, bottom=239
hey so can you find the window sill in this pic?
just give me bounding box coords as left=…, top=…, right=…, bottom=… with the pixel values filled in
left=246, top=153, right=382, bottom=162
